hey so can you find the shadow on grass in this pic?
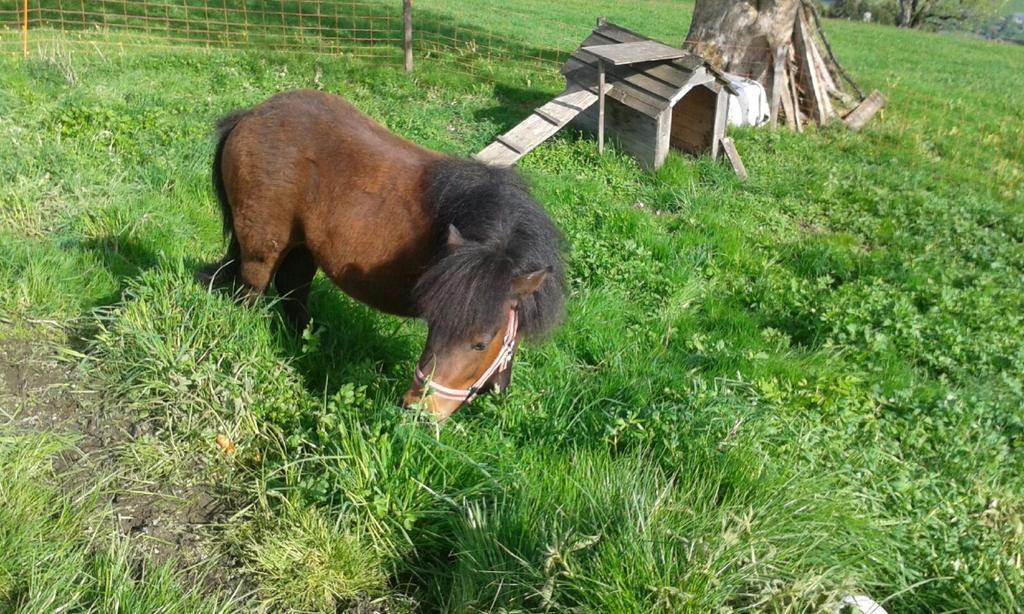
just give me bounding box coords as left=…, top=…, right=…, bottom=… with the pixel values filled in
left=74, top=235, right=418, bottom=399
left=292, top=276, right=420, bottom=398
left=65, top=236, right=182, bottom=351
left=472, top=82, right=563, bottom=134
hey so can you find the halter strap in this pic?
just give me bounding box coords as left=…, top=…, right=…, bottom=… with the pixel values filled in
left=414, top=309, right=518, bottom=405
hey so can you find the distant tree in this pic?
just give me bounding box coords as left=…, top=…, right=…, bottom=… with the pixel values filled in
left=898, top=0, right=916, bottom=25
left=829, top=0, right=899, bottom=23
left=897, top=0, right=1006, bottom=29
left=829, top=0, right=1005, bottom=28
left=979, top=11, right=1024, bottom=43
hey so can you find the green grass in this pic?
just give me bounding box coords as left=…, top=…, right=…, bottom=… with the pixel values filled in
left=1, top=2, right=1023, bottom=611
left=0, top=432, right=236, bottom=612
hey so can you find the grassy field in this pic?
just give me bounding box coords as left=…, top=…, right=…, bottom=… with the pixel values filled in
left=1, top=0, right=1023, bottom=611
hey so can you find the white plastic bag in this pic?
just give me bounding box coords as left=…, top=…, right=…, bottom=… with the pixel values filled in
left=723, top=73, right=769, bottom=128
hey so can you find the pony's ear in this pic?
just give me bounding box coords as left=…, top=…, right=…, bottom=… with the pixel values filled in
left=511, top=268, right=549, bottom=297
left=447, top=224, right=466, bottom=249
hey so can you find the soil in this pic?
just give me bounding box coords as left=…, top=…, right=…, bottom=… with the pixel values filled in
left=0, top=327, right=248, bottom=599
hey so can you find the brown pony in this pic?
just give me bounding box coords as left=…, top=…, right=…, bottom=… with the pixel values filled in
left=197, top=90, right=566, bottom=421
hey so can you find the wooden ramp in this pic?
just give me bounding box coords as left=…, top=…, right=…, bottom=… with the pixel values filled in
left=474, top=83, right=604, bottom=167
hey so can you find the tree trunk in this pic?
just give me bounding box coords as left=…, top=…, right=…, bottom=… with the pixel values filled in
left=898, top=0, right=915, bottom=27
left=684, top=0, right=871, bottom=130
left=684, top=0, right=801, bottom=85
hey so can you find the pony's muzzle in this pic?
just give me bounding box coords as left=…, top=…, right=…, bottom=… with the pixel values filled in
left=402, top=385, right=462, bottom=422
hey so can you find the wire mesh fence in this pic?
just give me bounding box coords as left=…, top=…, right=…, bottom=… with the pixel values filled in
left=0, top=0, right=590, bottom=84
left=4, top=1, right=405, bottom=59
left=1, top=2, right=773, bottom=88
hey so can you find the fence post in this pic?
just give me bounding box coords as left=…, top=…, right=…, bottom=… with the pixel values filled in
left=22, top=0, right=28, bottom=57
left=403, top=0, right=413, bottom=72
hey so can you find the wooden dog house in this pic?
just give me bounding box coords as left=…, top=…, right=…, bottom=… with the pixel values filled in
left=563, top=20, right=736, bottom=169
left=476, top=20, right=738, bottom=172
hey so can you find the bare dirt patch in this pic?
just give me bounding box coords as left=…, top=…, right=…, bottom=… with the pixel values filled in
left=2, top=334, right=84, bottom=429
left=0, top=324, right=248, bottom=597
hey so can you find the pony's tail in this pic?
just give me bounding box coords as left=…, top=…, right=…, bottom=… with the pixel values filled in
left=212, top=109, right=248, bottom=241
left=198, top=110, right=249, bottom=288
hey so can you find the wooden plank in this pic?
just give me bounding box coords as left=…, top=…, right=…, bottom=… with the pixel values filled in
left=643, top=62, right=695, bottom=89
left=667, top=77, right=715, bottom=107
left=566, top=35, right=702, bottom=91
left=547, top=87, right=606, bottom=115
left=712, top=87, right=728, bottom=159
left=794, top=8, right=829, bottom=125
left=802, top=9, right=835, bottom=120
left=769, top=45, right=786, bottom=128
left=476, top=84, right=601, bottom=166
left=566, top=68, right=664, bottom=118
left=843, top=89, right=886, bottom=131
left=803, top=17, right=838, bottom=95
left=574, top=98, right=662, bottom=169
left=573, top=22, right=707, bottom=83
left=593, top=20, right=708, bottom=77
left=496, top=115, right=561, bottom=152
left=592, top=23, right=648, bottom=44
left=571, top=45, right=698, bottom=93
left=617, top=69, right=684, bottom=102
left=567, top=54, right=681, bottom=103
left=496, top=135, right=524, bottom=154
left=787, top=45, right=804, bottom=133
left=533, top=108, right=561, bottom=125
left=556, top=82, right=607, bottom=106
left=598, top=59, right=606, bottom=154
left=610, top=89, right=666, bottom=120
left=474, top=142, right=519, bottom=167
left=780, top=68, right=797, bottom=131
left=570, top=30, right=644, bottom=63
left=582, top=40, right=686, bottom=66
left=653, top=107, right=671, bottom=169
left=720, top=137, right=748, bottom=181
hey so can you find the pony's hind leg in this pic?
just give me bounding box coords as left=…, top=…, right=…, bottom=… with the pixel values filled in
left=237, top=253, right=279, bottom=302
left=274, top=246, right=318, bottom=332
left=196, top=236, right=241, bottom=291
left=226, top=222, right=291, bottom=304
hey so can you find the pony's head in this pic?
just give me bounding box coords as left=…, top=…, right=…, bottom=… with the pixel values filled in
left=402, top=160, right=566, bottom=420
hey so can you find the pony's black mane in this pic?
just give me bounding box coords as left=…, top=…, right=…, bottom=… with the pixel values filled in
left=414, top=158, right=567, bottom=344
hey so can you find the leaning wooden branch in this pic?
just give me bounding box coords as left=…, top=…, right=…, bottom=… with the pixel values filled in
left=843, top=90, right=886, bottom=131
left=720, top=137, right=748, bottom=181
left=803, top=0, right=865, bottom=99
left=794, top=9, right=832, bottom=124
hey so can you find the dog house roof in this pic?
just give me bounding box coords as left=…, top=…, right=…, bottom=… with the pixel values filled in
left=561, top=20, right=736, bottom=119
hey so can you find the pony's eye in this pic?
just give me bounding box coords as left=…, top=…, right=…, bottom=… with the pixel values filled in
left=471, top=342, right=488, bottom=352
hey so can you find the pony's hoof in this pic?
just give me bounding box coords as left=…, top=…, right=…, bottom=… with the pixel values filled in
left=195, top=262, right=235, bottom=291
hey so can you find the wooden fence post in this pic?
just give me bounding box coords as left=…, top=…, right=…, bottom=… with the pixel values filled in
left=403, top=0, right=413, bottom=72
left=597, top=59, right=605, bottom=154
left=22, top=0, right=29, bottom=57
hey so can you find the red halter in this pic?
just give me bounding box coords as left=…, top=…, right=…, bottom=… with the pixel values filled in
left=414, top=309, right=519, bottom=404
